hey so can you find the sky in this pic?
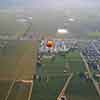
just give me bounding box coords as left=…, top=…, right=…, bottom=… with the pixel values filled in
left=0, top=0, right=100, bottom=9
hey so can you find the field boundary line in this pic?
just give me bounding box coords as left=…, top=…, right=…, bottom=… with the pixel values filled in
left=3, top=52, right=29, bottom=100
left=27, top=80, right=34, bottom=100
left=27, top=38, right=37, bottom=100
left=4, top=79, right=16, bottom=100
left=80, top=52, right=100, bottom=96
left=57, top=73, right=73, bottom=100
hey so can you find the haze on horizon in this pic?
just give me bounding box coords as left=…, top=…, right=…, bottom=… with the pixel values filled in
left=0, top=0, right=100, bottom=9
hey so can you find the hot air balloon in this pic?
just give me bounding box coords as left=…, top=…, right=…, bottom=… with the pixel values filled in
left=46, top=40, right=54, bottom=48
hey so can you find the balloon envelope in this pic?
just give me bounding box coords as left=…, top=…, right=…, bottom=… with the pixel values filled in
left=46, top=40, right=54, bottom=48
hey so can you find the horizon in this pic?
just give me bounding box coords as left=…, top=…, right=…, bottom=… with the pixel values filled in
left=0, top=0, right=100, bottom=9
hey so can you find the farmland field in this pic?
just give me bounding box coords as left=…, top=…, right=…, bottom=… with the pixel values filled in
left=7, top=81, right=30, bottom=100
left=0, top=80, right=12, bottom=99
left=0, top=7, right=100, bottom=100
left=87, top=32, right=100, bottom=38
left=0, top=10, right=38, bottom=100
left=31, top=54, right=68, bottom=100
left=0, top=11, right=28, bottom=36
left=0, top=40, right=35, bottom=100
left=65, top=50, right=99, bottom=100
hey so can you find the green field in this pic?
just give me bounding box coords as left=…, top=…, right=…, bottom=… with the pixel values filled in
left=66, top=77, right=99, bottom=100
left=0, top=9, right=100, bottom=100
left=42, top=55, right=66, bottom=76
left=65, top=50, right=99, bottom=100
left=31, top=77, right=65, bottom=100
left=31, top=55, right=67, bottom=100
left=31, top=49, right=99, bottom=100
left=65, top=51, right=85, bottom=73
left=0, top=40, right=35, bottom=100
left=7, top=82, right=30, bottom=100
left=0, top=40, right=34, bottom=80
left=88, top=32, right=100, bottom=38
left=0, top=80, right=12, bottom=99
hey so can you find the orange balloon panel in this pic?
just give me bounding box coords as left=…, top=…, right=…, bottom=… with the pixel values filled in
left=46, top=41, right=54, bottom=48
